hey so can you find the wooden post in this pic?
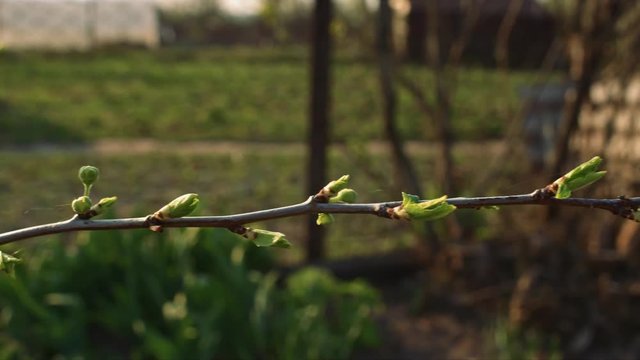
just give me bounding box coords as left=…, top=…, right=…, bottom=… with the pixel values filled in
left=306, top=0, right=332, bottom=263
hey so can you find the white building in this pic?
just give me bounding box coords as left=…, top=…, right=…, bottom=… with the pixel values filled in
left=0, top=0, right=159, bottom=50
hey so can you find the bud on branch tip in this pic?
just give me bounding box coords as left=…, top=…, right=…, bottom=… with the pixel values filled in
left=393, top=193, right=456, bottom=221
left=552, top=156, right=606, bottom=199
left=78, top=165, right=99, bottom=196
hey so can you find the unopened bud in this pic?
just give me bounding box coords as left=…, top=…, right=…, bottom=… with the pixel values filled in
left=72, top=196, right=92, bottom=215
left=78, top=166, right=99, bottom=187
left=329, top=188, right=357, bottom=203
left=154, top=194, right=200, bottom=220
left=90, top=196, right=117, bottom=216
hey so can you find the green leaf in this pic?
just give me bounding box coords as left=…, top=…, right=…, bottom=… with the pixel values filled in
left=316, top=213, right=335, bottom=225
left=328, top=188, right=357, bottom=203
left=565, top=171, right=607, bottom=192
left=553, top=156, right=606, bottom=198
left=401, top=192, right=421, bottom=207
left=395, top=193, right=456, bottom=221
left=0, top=251, right=21, bottom=275
left=324, top=175, right=350, bottom=195
left=249, top=229, right=291, bottom=248
left=555, top=182, right=572, bottom=199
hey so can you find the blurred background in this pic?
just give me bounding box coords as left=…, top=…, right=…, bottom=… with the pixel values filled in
left=1, top=0, right=639, bottom=358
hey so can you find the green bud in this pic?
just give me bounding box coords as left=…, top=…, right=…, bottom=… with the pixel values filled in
left=393, top=193, right=456, bottom=221
left=324, top=175, right=350, bottom=195
left=90, top=196, right=117, bottom=216
left=553, top=156, right=606, bottom=199
left=329, top=188, right=357, bottom=203
left=71, top=196, right=92, bottom=215
left=316, top=213, right=335, bottom=225
left=246, top=228, right=291, bottom=248
left=78, top=165, right=99, bottom=196
left=154, top=193, right=200, bottom=220
left=0, top=251, right=20, bottom=274
left=78, top=166, right=99, bottom=186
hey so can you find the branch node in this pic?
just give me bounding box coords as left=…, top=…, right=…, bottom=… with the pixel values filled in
left=145, top=215, right=163, bottom=233
left=376, top=204, right=400, bottom=220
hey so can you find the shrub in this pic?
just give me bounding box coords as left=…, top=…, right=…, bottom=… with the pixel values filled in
left=0, top=228, right=380, bottom=359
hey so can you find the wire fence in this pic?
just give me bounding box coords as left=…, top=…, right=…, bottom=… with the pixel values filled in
left=0, top=0, right=159, bottom=50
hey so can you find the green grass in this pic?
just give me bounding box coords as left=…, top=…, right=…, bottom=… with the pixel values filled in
left=0, top=48, right=539, bottom=144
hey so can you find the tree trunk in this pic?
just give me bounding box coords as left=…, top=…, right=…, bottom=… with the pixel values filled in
left=306, top=0, right=332, bottom=263
left=378, top=0, right=422, bottom=196
left=406, top=0, right=427, bottom=62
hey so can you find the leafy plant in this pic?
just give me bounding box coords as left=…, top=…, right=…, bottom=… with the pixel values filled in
left=0, top=228, right=380, bottom=359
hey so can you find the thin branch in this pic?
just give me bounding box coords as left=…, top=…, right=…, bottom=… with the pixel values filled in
left=1, top=192, right=639, bottom=245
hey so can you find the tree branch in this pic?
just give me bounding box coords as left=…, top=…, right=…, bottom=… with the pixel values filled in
left=1, top=192, right=638, bottom=245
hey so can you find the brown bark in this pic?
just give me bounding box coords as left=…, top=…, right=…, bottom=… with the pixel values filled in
left=406, top=0, right=427, bottom=62
left=378, top=0, right=423, bottom=196
left=425, top=0, right=455, bottom=195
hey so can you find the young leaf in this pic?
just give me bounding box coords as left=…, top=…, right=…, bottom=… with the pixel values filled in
left=329, top=188, right=357, bottom=204
left=394, top=193, right=456, bottom=221
left=153, top=194, right=200, bottom=220
left=553, top=156, right=606, bottom=199
left=90, top=196, right=118, bottom=216
left=316, top=213, right=335, bottom=225
left=0, top=251, right=20, bottom=275
left=324, top=175, right=350, bottom=195
left=246, top=228, right=291, bottom=248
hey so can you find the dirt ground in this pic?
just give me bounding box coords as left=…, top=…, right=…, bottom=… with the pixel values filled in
left=354, top=273, right=490, bottom=360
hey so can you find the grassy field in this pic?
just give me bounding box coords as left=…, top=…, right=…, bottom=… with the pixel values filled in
left=0, top=47, right=539, bottom=261
left=0, top=48, right=539, bottom=144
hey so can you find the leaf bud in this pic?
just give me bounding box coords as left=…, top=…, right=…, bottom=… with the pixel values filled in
left=316, top=213, right=335, bottom=225
left=90, top=196, right=118, bottom=216
left=329, top=188, right=357, bottom=203
left=324, top=175, right=350, bottom=195
left=71, top=196, right=92, bottom=215
left=78, top=166, right=99, bottom=187
left=153, top=193, right=200, bottom=220
left=552, top=156, right=606, bottom=199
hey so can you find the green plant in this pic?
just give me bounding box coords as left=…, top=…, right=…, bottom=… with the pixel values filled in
left=0, top=157, right=633, bottom=358
left=0, top=228, right=380, bottom=359
left=490, top=318, right=562, bottom=360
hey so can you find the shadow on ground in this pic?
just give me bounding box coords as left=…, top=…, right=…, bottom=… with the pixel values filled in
left=0, top=99, right=84, bottom=145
